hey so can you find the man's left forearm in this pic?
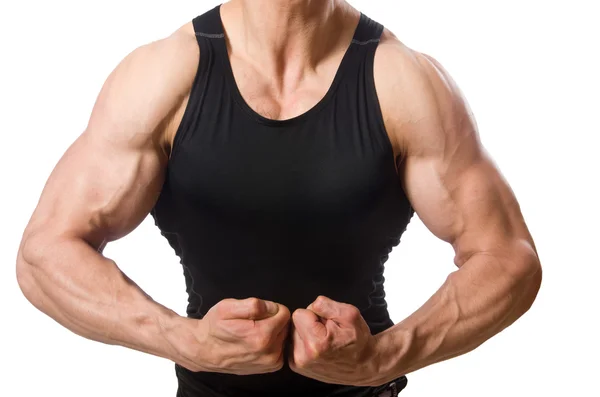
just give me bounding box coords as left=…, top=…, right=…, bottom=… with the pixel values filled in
left=370, top=244, right=542, bottom=385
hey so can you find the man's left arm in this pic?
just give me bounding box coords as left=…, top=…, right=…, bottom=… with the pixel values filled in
left=371, top=46, right=543, bottom=384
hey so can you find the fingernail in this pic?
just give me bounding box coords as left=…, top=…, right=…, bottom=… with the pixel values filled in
left=266, top=301, right=279, bottom=314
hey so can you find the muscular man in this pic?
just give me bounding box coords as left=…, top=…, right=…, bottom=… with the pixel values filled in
left=16, top=1, right=542, bottom=396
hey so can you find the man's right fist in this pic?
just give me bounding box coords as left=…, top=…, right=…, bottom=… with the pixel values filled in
left=177, top=297, right=291, bottom=375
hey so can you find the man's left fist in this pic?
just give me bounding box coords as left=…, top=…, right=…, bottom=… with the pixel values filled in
left=288, top=295, right=381, bottom=386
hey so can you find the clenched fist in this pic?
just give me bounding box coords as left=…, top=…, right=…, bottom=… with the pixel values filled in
left=288, top=295, right=381, bottom=386
left=177, top=297, right=291, bottom=375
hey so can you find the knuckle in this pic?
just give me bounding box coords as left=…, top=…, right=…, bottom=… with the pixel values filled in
left=267, top=359, right=284, bottom=372
left=215, top=298, right=233, bottom=315
left=266, top=351, right=283, bottom=366
left=291, top=309, right=303, bottom=323
left=279, top=305, right=291, bottom=320
left=315, top=295, right=327, bottom=309
left=258, top=350, right=283, bottom=371
left=295, top=356, right=308, bottom=369
left=247, top=298, right=263, bottom=314
left=273, top=360, right=284, bottom=371
left=346, top=306, right=361, bottom=321
left=347, top=328, right=359, bottom=343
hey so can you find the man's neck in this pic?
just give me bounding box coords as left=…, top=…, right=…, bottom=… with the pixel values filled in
left=222, top=0, right=357, bottom=83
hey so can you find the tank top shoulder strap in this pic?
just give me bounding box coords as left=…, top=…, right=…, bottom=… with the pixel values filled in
left=353, top=12, right=384, bottom=46
left=339, top=13, right=392, bottom=157
left=190, top=5, right=224, bottom=77
left=170, top=6, right=224, bottom=160
left=192, top=5, right=225, bottom=39
left=341, top=14, right=385, bottom=98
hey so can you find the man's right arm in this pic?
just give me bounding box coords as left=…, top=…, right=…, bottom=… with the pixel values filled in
left=15, top=25, right=204, bottom=370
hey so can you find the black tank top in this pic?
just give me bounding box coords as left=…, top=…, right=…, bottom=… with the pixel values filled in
left=151, top=5, right=414, bottom=396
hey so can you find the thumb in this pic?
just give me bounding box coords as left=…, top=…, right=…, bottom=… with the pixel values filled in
left=292, top=308, right=327, bottom=341
left=306, top=295, right=341, bottom=320
left=222, top=298, right=279, bottom=320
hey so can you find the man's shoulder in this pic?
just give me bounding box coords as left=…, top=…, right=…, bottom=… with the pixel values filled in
left=82, top=21, right=201, bottom=156
left=139, top=22, right=200, bottom=98
left=80, top=22, right=201, bottom=158
left=125, top=22, right=200, bottom=152
left=374, top=29, right=418, bottom=72
left=119, top=22, right=199, bottom=93
left=373, top=29, right=466, bottom=157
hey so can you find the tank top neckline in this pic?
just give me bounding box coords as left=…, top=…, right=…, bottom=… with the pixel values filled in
left=215, top=5, right=366, bottom=128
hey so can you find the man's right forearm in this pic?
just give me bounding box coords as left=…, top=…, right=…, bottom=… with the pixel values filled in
left=16, top=232, right=200, bottom=369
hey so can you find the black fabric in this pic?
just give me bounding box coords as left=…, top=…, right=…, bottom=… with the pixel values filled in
left=176, top=370, right=407, bottom=397
left=151, top=5, right=414, bottom=396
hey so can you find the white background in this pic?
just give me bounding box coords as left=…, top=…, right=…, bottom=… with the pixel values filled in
left=1, top=1, right=598, bottom=396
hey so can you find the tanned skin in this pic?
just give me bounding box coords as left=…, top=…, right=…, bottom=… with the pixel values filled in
left=16, top=0, right=541, bottom=387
